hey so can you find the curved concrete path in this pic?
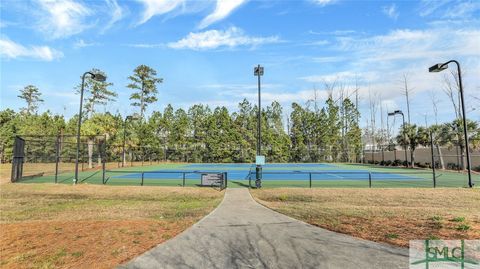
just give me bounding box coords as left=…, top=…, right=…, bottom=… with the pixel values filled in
left=119, top=188, right=408, bottom=269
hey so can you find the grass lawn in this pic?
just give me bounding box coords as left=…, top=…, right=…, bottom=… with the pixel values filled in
left=0, top=183, right=224, bottom=269
left=251, top=188, right=480, bottom=247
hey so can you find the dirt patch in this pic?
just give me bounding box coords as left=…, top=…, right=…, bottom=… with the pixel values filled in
left=0, top=184, right=223, bottom=268
left=252, top=188, right=480, bottom=247
left=1, top=220, right=192, bottom=269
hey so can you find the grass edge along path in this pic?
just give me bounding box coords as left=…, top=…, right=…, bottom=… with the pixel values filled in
left=0, top=183, right=224, bottom=269
left=251, top=188, right=480, bottom=248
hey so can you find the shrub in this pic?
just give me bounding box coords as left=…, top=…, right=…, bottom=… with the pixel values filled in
left=447, top=163, right=460, bottom=170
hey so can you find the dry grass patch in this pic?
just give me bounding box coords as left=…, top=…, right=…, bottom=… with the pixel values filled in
left=0, top=183, right=223, bottom=268
left=252, top=188, right=480, bottom=247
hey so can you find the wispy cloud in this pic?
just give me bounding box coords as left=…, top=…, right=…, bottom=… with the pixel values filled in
left=168, top=26, right=280, bottom=50
left=383, top=3, right=399, bottom=20
left=301, top=71, right=379, bottom=84
left=125, top=43, right=165, bottom=48
left=312, top=56, right=346, bottom=63
left=136, top=0, right=185, bottom=25
left=198, top=0, right=247, bottom=29
left=0, top=37, right=63, bottom=61
left=418, top=0, right=451, bottom=17
left=310, top=0, right=337, bottom=7
left=300, top=26, right=480, bottom=112
left=73, top=39, right=100, bottom=49
left=103, top=0, right=124, bottom=31
left=35, top=0, right=92, bottom=39
left=418, top=0, right=480, bottom=19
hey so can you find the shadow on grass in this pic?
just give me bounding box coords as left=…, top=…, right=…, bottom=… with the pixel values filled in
left=230, top=180, right=251, bottom=188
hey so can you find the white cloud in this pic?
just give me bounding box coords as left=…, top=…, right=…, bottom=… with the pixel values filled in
left=335, top=28, right=480, bottom=65
left=168, top=26, right=280, bottom=50
left=312, top=56, right=346, bottom=63
left=419, top=0, right=480, bottom=19
left=301, top=71, right=379, bottom=84
left=103, top=0, right=124, bottom=31
left=136, top=0, right=185, bottom=25
left=443, top=1, right=480, bottom=18
left=0, top=37, right=63, bottom=61
left=311, top=0, right=337, bottom=7
left=198, top=0, right=247, bottom=29
left=73, top=39, right=100, bottom=49
left=36, top=0, right=92, bottom=39
left=383, top=4, right=399, bottom=20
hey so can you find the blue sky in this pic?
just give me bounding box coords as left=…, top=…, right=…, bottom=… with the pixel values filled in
left=1, top=0, right=479, bottom=130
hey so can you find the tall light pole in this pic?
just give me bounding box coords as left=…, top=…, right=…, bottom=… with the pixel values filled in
left=254, top=64, right=264, bottom=188
left=122, top=115, right=138, bottom=167
left=429, top=60, right=473, bottom=187
left=388, top=110, right=408, bottom=168
left=74, top=71, right=106, bottom=184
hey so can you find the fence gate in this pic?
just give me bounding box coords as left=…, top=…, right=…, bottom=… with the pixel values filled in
left=11, top=136, right=25, bottom=182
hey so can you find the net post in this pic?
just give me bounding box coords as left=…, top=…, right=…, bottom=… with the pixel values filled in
left=182, top=173, right=186, bottom=187
left=224, top=172, right=228, bottom=189
left=368, top=172, right=372, bottom=188
left=141, top=172, right=144, bottom=186
left=55, top=135, right=60, bottom=184
left=309, top=173, right=312, bottom=188
left=430, top=132, right=436, bottom=188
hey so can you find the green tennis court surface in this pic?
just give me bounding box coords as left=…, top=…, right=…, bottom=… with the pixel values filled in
left=16, top=163, right=478, bottom=188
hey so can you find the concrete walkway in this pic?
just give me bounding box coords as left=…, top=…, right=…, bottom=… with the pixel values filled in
left=119, top=188, right=409, bottom=269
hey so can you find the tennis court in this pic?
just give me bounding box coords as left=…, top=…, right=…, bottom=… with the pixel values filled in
left=16, top=162, right=477, bottom=188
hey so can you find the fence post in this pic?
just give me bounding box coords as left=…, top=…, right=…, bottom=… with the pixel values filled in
left=309, top=173, right=312, bottom=188
left=141, top=172, right=144, bottom=186
left=248, top=173, right=251, bottom=189
left=55, top=135, right=60, bottom=183
left=368, top=172, right=372, bottom=188
left=102, top=161, right=106, bottom=184
left=430, top=132, right=436, bottom=188
left=182, top=173, right=186, bottom=187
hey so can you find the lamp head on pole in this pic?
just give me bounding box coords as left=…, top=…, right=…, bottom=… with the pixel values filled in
left=393, top=110, right=403, bottom=115
left=429, top=63, right=448, bottom=73
left=254, top=65, right=264, bottom=76
left=92, top=73, right=107, bottom=82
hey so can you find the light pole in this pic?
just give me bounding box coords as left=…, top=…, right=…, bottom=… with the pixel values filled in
left=122, top=115, right=138, bottom=167
left=74, top=71, right=106, bottom=184
left=388, top=110, right=408, bottom=168
left=429, top=60, right=473, bottom=187
left=254, top=64, right=264, bottom=188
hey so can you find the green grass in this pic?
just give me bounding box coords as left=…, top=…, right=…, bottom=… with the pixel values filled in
left=15, top=162, right=479, bottom=188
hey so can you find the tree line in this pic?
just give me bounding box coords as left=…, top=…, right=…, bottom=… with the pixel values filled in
left=1, top=64, right=478, bottom=169
left=0, top=65, right=363, bottom=164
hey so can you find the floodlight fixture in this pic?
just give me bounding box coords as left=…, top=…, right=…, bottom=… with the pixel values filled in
left=92, top=73, right=107, bottom=82
left=428, top=63, right=448, bottom=73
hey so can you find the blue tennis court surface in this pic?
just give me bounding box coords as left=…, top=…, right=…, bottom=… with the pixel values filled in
left=112, top=163, right=424, bottom=181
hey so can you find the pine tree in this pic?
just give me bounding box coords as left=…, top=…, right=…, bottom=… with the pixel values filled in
left=127, top=65, right=163, bottom=119
left=18, top=85, right=43, bottom=114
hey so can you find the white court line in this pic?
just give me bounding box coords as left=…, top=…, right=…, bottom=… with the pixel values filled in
left=325, top=173, right=343, bottom=179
